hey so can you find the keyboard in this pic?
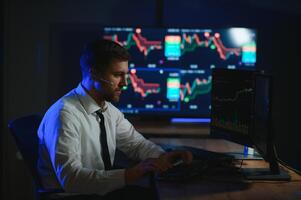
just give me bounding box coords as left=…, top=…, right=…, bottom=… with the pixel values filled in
left=157, top=143, right=238, bottom=181
left=157, top=160, right=207, bottom=181
left=159, top=143, right=235, bottom=161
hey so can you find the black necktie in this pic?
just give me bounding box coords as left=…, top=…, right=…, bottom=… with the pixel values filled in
left=96, top=111, right=112, bottom=170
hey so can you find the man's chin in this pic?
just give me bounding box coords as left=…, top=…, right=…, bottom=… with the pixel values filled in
left=104, top=96, right=120, bottom=103
left=112, top=97, right=120, bottom=103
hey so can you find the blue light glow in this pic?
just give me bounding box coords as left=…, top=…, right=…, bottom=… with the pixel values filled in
left=171, top=118, right=211, bottom=123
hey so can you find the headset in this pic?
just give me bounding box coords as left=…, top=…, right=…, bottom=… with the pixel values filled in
left=97, top=78, right=114, bottom=87
left=91, top=68, right=114, bottom=87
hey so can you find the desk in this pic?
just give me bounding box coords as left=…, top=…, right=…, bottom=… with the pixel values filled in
left=149, top=138, right=301, bottom=200
left=134, top=122, right=210, bottom=136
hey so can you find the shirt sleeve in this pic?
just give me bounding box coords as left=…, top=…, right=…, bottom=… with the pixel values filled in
left=114, top=110, right=165, bottom=161
left=44, top=108, right=126, bottom=195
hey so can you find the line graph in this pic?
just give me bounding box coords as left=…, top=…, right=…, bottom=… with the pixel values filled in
left=180, top=76, right=212, bottom=103
left=103, top=28, right=162, bottom=57
left=117, top=68, right=181, bottom=112
left=180, top=32, right=241, bottom=60
left=213, top=88, right=253, bottom=102
left=128, top=69, right=161, bottom=98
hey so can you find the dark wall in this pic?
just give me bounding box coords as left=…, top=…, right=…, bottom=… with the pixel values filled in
left=268, top=16, right=301, bottom=172
left=1, top=0, right=4, bottom=197
left=3, top=0, right=301, bottom=199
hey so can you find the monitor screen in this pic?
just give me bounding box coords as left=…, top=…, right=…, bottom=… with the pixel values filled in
left=210, top=68, right=255, bottom=146
left=100, top=27, right=257, bottom=120
left=210, top=68, right=274, bottom=159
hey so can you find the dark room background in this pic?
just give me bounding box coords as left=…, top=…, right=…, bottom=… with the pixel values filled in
left=2, top=0, right=301, bottom=199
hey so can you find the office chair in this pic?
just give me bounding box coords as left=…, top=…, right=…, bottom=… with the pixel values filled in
left=8, top=115, right=159, bottom=200
left=8, top=114, right=64, bottom=200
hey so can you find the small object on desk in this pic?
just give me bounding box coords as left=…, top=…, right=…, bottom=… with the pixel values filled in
left=244, top=146, right=255, bottom=157
left=172, top=159, right=184, bottom=167
left=157, top=160, right=206, bottom=181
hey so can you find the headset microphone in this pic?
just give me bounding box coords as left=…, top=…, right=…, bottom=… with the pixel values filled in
left=98, top=78, right=114, bottom=87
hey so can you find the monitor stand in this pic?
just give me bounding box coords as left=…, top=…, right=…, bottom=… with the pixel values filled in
left=242, top=168, right=291, bottom=181
left=241, top=151, right=291, bottom=181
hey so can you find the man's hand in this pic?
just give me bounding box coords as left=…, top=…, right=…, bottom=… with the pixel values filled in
left=159, top=150, right=193, bottom=166
left=125, top=157, right=173, bottom=184
left=125, top=150, right=193, bottom=184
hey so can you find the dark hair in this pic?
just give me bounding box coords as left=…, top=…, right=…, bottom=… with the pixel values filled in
left=80, top=39, right=130, bottom=76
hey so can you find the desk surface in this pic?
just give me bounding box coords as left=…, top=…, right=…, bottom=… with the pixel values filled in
left=134, top=122, right=210, bottom=136
left=149, top=138, right=301, bottom=200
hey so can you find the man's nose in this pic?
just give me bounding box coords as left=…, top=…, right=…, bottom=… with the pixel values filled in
left=121, top=74, right=128, bottom=86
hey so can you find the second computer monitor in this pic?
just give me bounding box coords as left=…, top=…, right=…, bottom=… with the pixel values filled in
left=210, top=68, right=290, bottom=180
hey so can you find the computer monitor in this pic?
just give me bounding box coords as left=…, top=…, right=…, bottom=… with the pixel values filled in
left=100, top=27, right=257, bottom=122
left=210, top=68, right=290, bottom=180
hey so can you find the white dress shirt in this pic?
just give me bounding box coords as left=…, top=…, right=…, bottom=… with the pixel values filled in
left=37, top=83, right=165, bottom=195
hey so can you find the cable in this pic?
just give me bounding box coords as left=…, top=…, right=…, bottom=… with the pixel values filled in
left=238, top=159, right=244, bottom=170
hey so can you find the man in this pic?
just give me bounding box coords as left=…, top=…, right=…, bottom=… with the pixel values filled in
left=38, top=39, right=193, bottom=199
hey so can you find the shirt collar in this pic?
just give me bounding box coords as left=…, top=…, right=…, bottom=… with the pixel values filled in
left=75, top=83, right=107, bottom=115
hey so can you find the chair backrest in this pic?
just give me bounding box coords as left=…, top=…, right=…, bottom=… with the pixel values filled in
left=8, top=114, right=44, bottom=190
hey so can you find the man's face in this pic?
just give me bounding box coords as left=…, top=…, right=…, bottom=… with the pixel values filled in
left=99, top=60, right=129, bottom=103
